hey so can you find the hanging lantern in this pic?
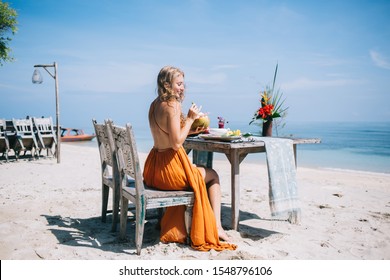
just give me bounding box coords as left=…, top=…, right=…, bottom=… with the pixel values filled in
left=32, top=69, right=43, bottom=84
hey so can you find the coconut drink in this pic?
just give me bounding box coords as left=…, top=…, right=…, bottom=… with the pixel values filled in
left=191, top=113, right=210, bottom=130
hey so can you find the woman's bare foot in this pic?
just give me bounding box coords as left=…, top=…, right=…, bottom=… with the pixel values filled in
left=218, top=227, right=231, bottom=242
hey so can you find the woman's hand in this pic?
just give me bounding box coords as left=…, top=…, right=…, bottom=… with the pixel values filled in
left=188, top=125, right=207, bottom=136
left=187, top=103, right=202, bottom=120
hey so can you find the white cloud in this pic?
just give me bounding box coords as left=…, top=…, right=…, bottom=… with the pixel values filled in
left=370, top=50, right=390, bottom=70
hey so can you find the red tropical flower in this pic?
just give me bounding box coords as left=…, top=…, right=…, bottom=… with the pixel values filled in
left=249, top=64, right=288, bottom=125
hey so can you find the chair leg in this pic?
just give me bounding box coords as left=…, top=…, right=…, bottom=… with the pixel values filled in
left=184, top=206, right=193, bottom=245
left=119, top=196, right=129, bottom=240
left=155, top=208, right=164, bottom=230
left=135, top=196, right=146, bottom=255
left=111, top=184, right=120, bottom=232
left=33, top=148, right=38, bottom=160
left=4, top=150, right=9, bottom=162
left=101, top=184, right=109, bottom=222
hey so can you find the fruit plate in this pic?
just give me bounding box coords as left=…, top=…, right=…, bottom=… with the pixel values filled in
left=199, top=134, right=242, bottom=142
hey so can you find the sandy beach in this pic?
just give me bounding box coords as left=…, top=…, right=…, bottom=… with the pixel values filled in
left=0, top=143, right=389, bottom=260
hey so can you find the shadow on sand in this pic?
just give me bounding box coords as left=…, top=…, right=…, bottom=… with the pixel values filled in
left=41, top=210, right=161, bottom=256
left=42, top=204, right=281, bottom=255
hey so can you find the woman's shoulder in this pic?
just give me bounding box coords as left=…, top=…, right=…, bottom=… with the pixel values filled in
left=151, top=99, right=181, bottom=119
left=162, top=99, right=181, bottom=113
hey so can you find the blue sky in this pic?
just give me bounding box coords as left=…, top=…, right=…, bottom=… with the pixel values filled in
left=1, top=0, right=390, bottom=132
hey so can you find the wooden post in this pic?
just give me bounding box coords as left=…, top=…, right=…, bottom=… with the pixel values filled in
left=54, top=62, right=61, bottom=163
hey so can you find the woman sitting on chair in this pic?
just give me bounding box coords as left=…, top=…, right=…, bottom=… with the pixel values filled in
left=143, top=65, right=236, bottom=251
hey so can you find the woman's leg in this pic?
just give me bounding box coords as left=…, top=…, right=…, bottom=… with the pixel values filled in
left=197, top=166, right=230, bottom=241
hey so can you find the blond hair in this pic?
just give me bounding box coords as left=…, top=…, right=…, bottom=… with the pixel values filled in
left=157, top=66, right=185, bottom=102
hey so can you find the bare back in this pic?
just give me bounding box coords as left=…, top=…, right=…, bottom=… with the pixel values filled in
left=149, top=98, right=182, bottom=150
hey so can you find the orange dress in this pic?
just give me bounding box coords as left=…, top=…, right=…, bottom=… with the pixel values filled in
left=143, top=147, right=236, bottom=251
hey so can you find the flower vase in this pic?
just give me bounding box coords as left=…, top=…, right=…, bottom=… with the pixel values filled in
left=262, top=119, right=273, bottom=136
left=218, top=122, right=225, bottom=128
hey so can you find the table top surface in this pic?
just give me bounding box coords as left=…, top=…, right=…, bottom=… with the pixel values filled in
left=184, top=136, right=321, bottom=150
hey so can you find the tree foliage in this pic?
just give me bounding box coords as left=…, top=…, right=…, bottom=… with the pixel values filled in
left=0, top=0, right=18, bottom=66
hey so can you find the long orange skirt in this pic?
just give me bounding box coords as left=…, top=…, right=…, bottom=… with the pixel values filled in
left=143, top=147, right=236, bottom=251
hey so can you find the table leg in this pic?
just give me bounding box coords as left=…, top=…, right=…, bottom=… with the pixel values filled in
left=230, top=149, right=240, bottom=230
left=192, top=150, right=213, bottom=168
left=293, top=144, right=297, bottom=167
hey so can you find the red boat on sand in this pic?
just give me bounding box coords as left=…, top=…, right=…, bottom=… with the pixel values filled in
left=61, top=128, right=96, bottom=142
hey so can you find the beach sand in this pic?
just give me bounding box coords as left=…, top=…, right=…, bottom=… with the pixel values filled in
left=0, top=143, right=389, bottom=260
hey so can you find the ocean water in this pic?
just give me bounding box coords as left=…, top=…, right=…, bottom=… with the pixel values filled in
left=79, top=121, right=390, bottom=174
left=273, top=121, right=390, bottom=174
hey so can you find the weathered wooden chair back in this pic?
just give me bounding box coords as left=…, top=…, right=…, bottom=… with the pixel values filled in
left=12, top=118, right=38, bottom=158
left=0, top=119, right=10, bottom=161
left=13, top=118, right=35, bottom=135
left=33, top=117, right=56, bottom=135
left=108, top=122, right=143, bottom=195
left=93, top=119, right=114, bottom=170
left=32, top=117, right=57, bottom=156
left=0, top=119, right=6, bottom=135
left=92, top=119, right=119, bottom=231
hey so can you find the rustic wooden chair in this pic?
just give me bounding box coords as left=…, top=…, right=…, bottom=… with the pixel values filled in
left=92, top=119, right=120, bottom=232
left=11, top=118, right=39, bottom=160
left=0, top=119, right=10, bottom=161
left=32, top=117, right=57, bottom=157
left=106, top=120, right=194, bottom=255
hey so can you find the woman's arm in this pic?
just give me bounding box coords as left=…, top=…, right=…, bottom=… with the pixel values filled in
left=167, top=102, right=198, bottom=150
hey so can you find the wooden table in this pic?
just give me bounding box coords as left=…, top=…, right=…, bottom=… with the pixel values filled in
left=184, top=137, right=321, bottom=230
